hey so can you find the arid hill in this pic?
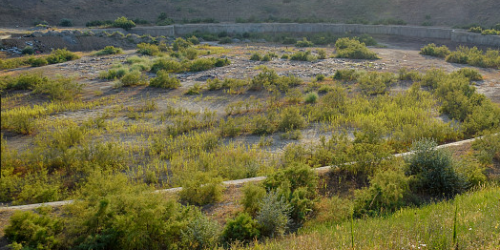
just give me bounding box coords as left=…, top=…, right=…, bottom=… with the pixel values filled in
left=0, top=0, right=499, bottom=27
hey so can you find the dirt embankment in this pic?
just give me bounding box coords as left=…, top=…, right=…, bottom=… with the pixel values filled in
left=0, top=0, right=499, bottom=27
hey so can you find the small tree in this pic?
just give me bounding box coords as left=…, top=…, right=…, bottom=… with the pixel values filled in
left=113, top=16, right=136, bottom=31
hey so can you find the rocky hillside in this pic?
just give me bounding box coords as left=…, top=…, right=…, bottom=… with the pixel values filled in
left=0, top=0, right=499, bottom=28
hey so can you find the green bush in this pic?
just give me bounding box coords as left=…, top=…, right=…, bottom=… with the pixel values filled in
left=446, top=46, right=500, bottom=69
left=223, top=213, right=260, bottom=243
left=250, top=53, right=262, bottom=61
left=100, top=67, right=128, bottom=80
left=455, top=68, right=483, bottom=81
left=137, top=43, right=160, bottom=56
left=305, top=92, right=318, bottom=104
left=354, top=169, right=412, bottom=217
left=187, top=36, right=200, bottom=45
left=469, top=26, right=483, bottom=33
left=113, top=16, right=136, bottom=31
left=256, top=191, right=291, bottom=238
left=295, top=38, right=314, bottom=47
left=189, top=58, right=215, bottom=72
left=290, top=50, right=316, bottom=61
left=358, top=71, right=396, bottom=95
left=59, top=18, right=73, bottom=27
left=405, top=139, right=466, bottom=196
left=5, top=209, right=63, bottom=250
left=278, top=106, right=306, bottom=131
left=219, top=37, right=233, bottom=44
left=252, top=114, right=277, bottom=135
left=335, top=38, right=379, bottom=59
left=173, top=37, right=192, bottom=51
left=472, top=133, right=500, bottom=165
left=6, top=73, right=49, bottom=90
left=333, top=68, right=359, bottom=81
left=95, top=46, right=123, bottom=56
left=316, top=49, right=327, bottom=59
left=22, top=46, right=34, bottom=55
left=149, top=70, right=181, bottom=89
left=34, top=77, right=83, bottom=101
left=179, top=172, right=224, bottom=205
left=398, top=67, right=421, bottom=81
left=46, top=48, right=79, bottom=64
left=120, top=71, right=148, bottom=86
left=181, top=214, right=222, bottom=249
left=264, top=163, right=318, bottom=221
left=241, top=183, right=266, bottom=216
left=420, top=43, right=451, bottom=58
left=151, top=58, right=183, bottom=73
left=28, top=56, right=48, bottom=67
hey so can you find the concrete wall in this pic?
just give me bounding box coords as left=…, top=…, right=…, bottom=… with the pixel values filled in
left=129, top=23, right=500, bottom=47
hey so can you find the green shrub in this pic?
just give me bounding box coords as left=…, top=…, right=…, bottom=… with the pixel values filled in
left=179, top=172, right=224, bottom=205
left=278, top=106, right=306, bottom=131
left=481, top=29, right=500, bottom=35
left=241, top=184, right=266, bottom=216
left=151, top=58, right=183, bottom=73
left=264, top=163, right=318, bottom=221
left=256, top=191, right=291, bottom=238
left=472, top=133, right=500, bottom=165
left=59, top=18, right=73, bottom=27
left=405, top=139, right=466, bottom=196
left=285, top=88, right=303, bottom=104
left=305, top=92, right=318, bottom=104
left=290, top=50, right=316, bottom=61
left=34, top=77, right=83, bottom=101
left=398, top=67, right=422, bottom=81
left=358, top=71, right=395, bottom=95
left=252, top=114, right=277, bottom=135
left=316, top=49, right=327, bottom=59
left=420, top=43, right=451, bottom=58
left=219, top=117, right=241, bottom=137
left=100, top=67, right=128, bottom=80
left=219, top=37, right=233, bottom=44
left=113, top=16, right=136, bottom=30
left=315, top=74, right=325, bottom=81
left=120, top=71, right=148, bottom=86
left=250, top=53, right=262, bottom=61
left=354, top=169, right=412, bottom=217
left=46, top=48, right=79, bottom=64
left=173, top=37, right=192, bottom=51
left=22, top=46, right=34, bottom=55
left=137, top=43, right=160, bottom=56
left=185, top=47, right=198, bottom=60
left=187, top=58, right=209, bottom=71
left=187, top=36, right=200, bottom=45
left=149, top=70, right=181, bottom=89
left=5, top=209, right=63, bottom=250
left=223, top=213, right=260, bottom=243
left=281, top=54, right=289, bottom=59
left=181, top=214, right=222, bottom=249
left=333, top=69, right=358, bottom=81
left=95, top=46, right=123, bottom=56
left=446, top=46, right=500, bottom=69
left=6, top=73, right=49, bottom=90
left=335, top=38, right=379, bottom=59
left=469, top=26, right=483, bottom=33
left=455, top=68, right=483, bottom=81
left=295, top=38, right=314, bottom=47
left=28, top=56, right=48, bottom=67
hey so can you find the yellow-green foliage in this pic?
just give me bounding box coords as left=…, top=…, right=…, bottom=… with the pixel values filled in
left=446, top=46, right=500, bottom=69
left=335, top=38, right=379, bottom=59
left=420, top=43, right=451, bottom=58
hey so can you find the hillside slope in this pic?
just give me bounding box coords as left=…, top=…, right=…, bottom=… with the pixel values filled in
left=0, top=0, right=499, bottom=28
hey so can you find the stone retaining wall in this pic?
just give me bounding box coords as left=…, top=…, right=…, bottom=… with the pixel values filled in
left=128, top=23, right=500, bottom=47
